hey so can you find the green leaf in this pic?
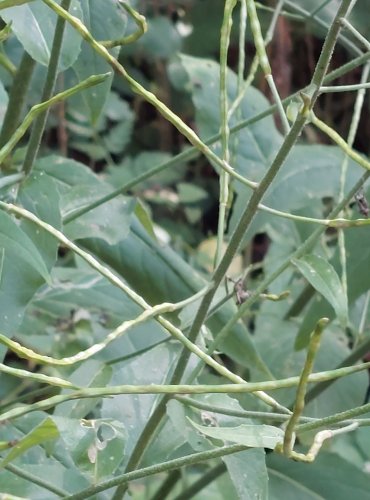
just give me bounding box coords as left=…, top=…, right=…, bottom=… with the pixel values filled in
left=0, top=210, right=50, bottom=283
left=292, top=254, right=348, bottom=328
left=136, top=17, right=182, bottom=59
left=53, top=416, right=126, bottom=481
left=0, top=417, right=59, bottom=468
left=0, top=0, right=83, bottom=72
left=296, top=217, right=370, bottom=348
left=167, top=400, right=213, bottom=453
left=268, top=451, right=370, bottom=500
left=0, top=210, right=53, bottom=342
left=223, top=450, right=268, bottom=500
left=34, top=155, right=135, bottom=245
left=69, top=0, right=127, bottom=124
left=187, top=419, right=284, bottom=450
left=17, top=170, right=61, bottom=270
left=0, top=80, right=8, bottom=129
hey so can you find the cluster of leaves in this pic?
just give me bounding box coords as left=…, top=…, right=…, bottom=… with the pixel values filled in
left=0, top=1, right=369, bottom=499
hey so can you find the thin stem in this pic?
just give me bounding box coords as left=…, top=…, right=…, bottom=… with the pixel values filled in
left=311, top=113, right=370, bottom=171
left=216, top=0, right=237, bottom=266
left=297, top=403, right=370, bottom=433
left=175, top=395, right=316, bottom=424
left=230, top=0, right=295, bottom=119
left=0, top=0, right=35, bottom=7
left=246, top=0, right=290, bottom=133
left=258, top=204, right=370, bottom=227
left=2, top=360, right=370, bottom=423
left=237, top=0, right=247, bottom=91
left=0, top=362, right=78, bottom=388
left=22, top=0, right=72, bottom=177
left=0, top=287, right=208, bottom=366
left=337, top=61, right=369, bottom=321
left=266, top=73, right=290, bottom=135
left=100, top=1, right=147, bottom=48
left=341, top=18, right=370, bottom=51
left=320, top=82, right=370, bottom=92
left=305, top=335, right=370, bottom=405
left=282, top=318, right=328, bottom=456
left=63, top=445, right=247, bottom=500
left=286, top=422, right=358, bottom=463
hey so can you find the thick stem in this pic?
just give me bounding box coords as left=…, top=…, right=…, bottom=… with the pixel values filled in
left=0, top=52, right=35, bottom=152
left=22, top=0, right=72, bottom=176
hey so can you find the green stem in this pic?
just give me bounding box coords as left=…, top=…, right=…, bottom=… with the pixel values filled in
left=2, top=359, right=370, bottom=422
left=101, top=1, right=147, bottom=48
left=0, top=50, right=16, bottom=76
left=282, top=318, right=328, bottom=456
left=175, top=395, right=316, bottom=424
left=297, top=402, right=370, bottom=433
left=63, top=445, right=246, bottom=500
left=0, top=287, right=208, bottom=366
left=0, top=0, right=34, bottom=8
left=0, top=51, right=35, bottom=151
left=0, top=362, right=78, bottom=388
left=246, top=0, right=290, bottom=134
left=320, top=82, right=370, bottom=92
left=216, top=0, right=237, bottom=266
left=311, top=113, right=370, bottom=171
left=305, top=335, right=370, bottom=405
left=22, top=0, right=72, bottom=176
left=341, top=18, right=370, bottom=51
